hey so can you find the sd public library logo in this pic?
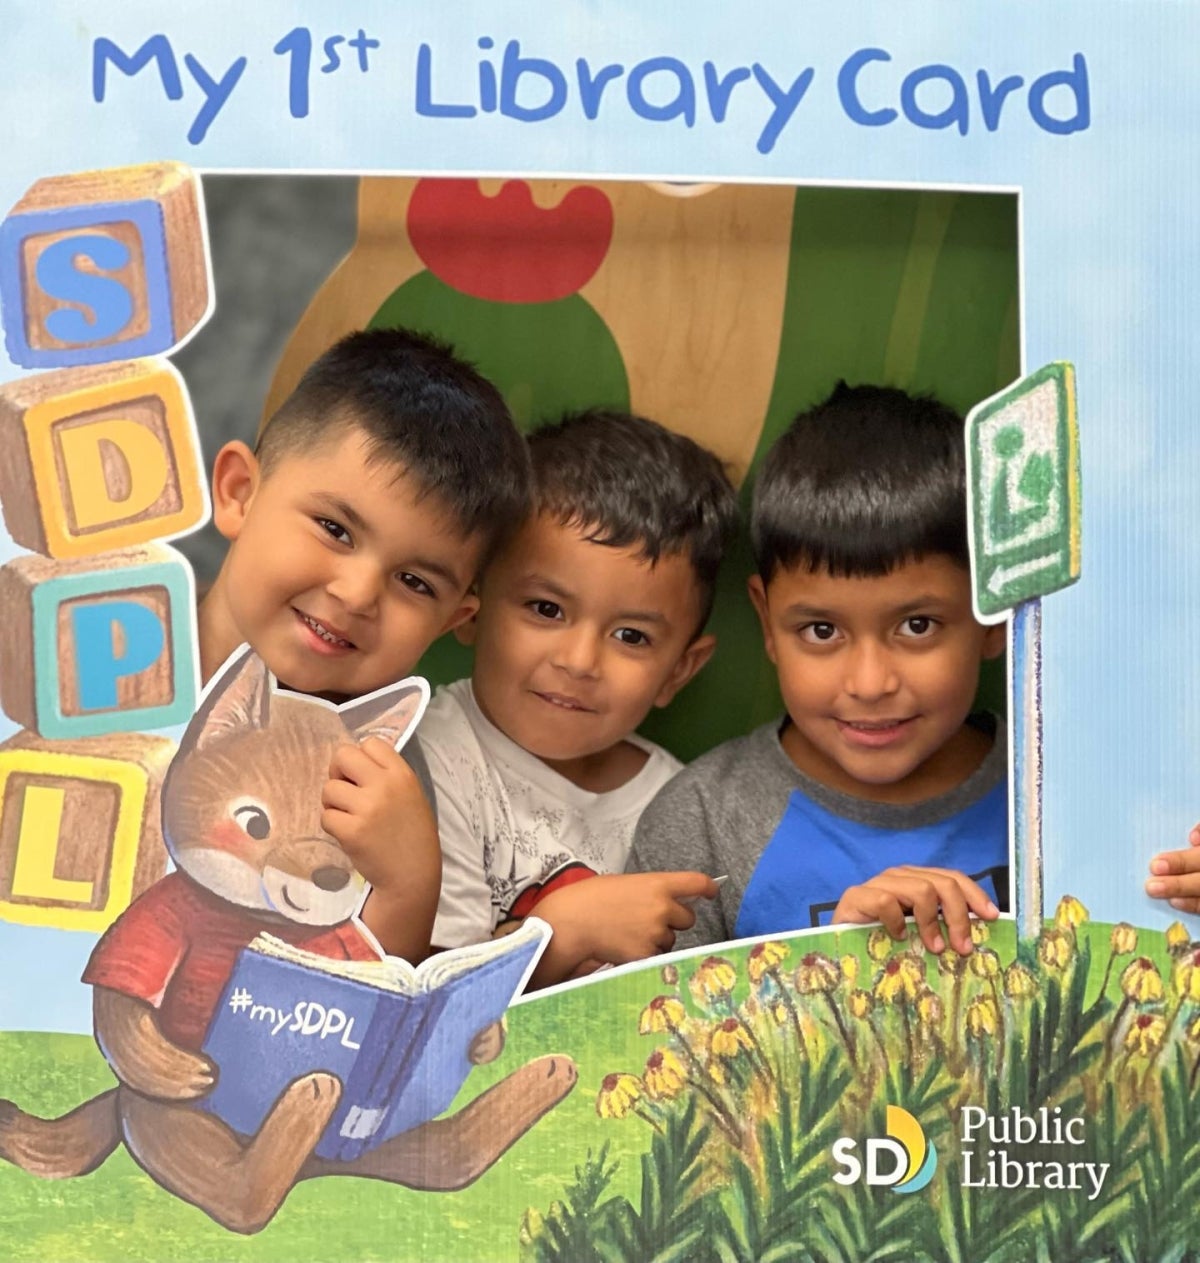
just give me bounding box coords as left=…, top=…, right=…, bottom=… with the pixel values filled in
left=831, top=1105, right=937, bottom=1195
left=832, top=1106, right=1110, bottom=1201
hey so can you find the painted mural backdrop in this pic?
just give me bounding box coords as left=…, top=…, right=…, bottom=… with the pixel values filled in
left=2, top=2, right=1200, bottom=1259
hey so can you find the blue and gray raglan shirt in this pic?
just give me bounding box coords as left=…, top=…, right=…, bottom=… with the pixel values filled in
left=626, top=715, right=1008, bottom=951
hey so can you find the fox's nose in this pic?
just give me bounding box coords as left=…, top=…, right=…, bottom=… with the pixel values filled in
left=312, top=866, right=351, bottom=891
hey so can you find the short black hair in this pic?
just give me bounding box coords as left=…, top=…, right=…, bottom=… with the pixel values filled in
left=526, top=409, right=739, bottom=632
left=256, top=327, right=530, bottom=553
left=751, top=381, right=969, bottom=581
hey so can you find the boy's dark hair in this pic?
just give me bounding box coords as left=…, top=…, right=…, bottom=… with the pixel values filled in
left=256, top=327, right=530, bottom=551
left=751, top=381, right=968, bottom=581
left=527, top=409, right=739, bottom=632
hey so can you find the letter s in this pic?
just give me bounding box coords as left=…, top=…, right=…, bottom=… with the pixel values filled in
left=831, top=1137, right=862, bottom=1185
left=35, top=234, right=134, bottom=344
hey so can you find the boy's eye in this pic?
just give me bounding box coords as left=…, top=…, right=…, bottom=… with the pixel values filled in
left=799, top=622, right=839, bottom=644
left=899, top=616, right=936, bottom=638
left=398, top=572, right=435, bottom=598
left=613, top=627, right=650, bottom=647
left=316, top=517, right=351, bottom=545
left=528, top=600, right=563, bottom=621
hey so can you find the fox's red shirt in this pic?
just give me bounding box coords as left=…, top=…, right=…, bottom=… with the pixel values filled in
left=84, top=872, right=380, bottom=1051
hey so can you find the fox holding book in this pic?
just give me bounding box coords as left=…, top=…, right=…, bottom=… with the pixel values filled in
left=0, top=649, right=577, bottom=1233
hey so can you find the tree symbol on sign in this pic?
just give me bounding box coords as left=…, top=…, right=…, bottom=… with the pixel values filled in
left=989, top=425, right=1055, bottom=545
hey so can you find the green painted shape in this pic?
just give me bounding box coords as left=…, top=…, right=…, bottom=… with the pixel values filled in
left=969, top=363, right=1080, bottom=618
left=370, top=272, right=629, bottom=429
left=370, top=273, right=629, bottom=690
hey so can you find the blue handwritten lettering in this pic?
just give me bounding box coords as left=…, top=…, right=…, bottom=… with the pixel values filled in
left=752, top=63, right=815, bottom=154
left=838, top=48, right=897, bottom=127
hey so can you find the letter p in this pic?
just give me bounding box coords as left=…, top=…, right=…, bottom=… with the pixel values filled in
left=71, top=600, right=165, bottom=711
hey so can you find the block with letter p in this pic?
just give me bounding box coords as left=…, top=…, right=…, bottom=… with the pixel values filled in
left=0, top=545, right=198, bottom=738
left=0, top=731, right=172, bottom=933
left=0, top=358, right=208, bottom=556
left=0, top=162, right=209, bottom=368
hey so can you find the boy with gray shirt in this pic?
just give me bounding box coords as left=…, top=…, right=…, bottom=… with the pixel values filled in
left=627, top=383, right=1007, bottom=957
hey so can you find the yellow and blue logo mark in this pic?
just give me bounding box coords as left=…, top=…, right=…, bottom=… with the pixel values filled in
left=830, top=1105, right=938, bottom=1193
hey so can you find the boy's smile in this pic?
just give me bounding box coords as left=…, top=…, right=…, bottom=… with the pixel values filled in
left=464, top=513, right=713, bottom=791
left=201, top=434, right=482, bottom=699
left=749, top=555, right=1006, bottom=804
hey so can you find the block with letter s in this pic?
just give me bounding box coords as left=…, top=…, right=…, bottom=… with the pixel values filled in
left=0, top=162, right=210, bottom=368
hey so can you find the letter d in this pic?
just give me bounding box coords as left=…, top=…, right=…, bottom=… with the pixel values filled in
left=866, top=1138, right=908, bottom=1186
left=58, top=417, right=170, bottom=530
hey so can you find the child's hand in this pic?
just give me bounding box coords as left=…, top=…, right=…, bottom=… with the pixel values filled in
left=321, top=737, right=441, bottom=961
left=1145, top=823, right=1200, bottom=912
left=833, top=865, right=999, bottom=955
left=532, top=872, right=720, bottom=985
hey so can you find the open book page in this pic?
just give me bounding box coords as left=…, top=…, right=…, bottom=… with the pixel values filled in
left=247, top=915, right=550, bottom=997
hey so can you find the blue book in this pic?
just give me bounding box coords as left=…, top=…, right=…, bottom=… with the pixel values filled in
left=199, top=917, right=549, bottom=1161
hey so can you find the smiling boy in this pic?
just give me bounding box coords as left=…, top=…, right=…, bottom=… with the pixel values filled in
left=627, top=382, right=1008, bottom=956
left=196, top=328, right=530, bottom=960
left=420, top=410, right=737, bottom=967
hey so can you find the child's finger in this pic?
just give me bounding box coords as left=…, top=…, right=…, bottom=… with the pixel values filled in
left=665, top=900, right=698, bottom=932
left=321, top=777, right=361, bottom=813
left=356, top=736, right=405, bottom=769
left=1169, top=896, right=1200, bottom=914
left=853, top=888, right=909, bottom=939
left=903, top=879, right=948, bottom=954
left=1189, top=824, right=1200, bottom=847
left=328, top=742, right=375, bottom=784
left=661, top=871, right=721, bottom=901
left=906, top=866, right=999, bottom=920
left=1150, top=848, right=1200, bottom=876
left=1146, top=872, right=1200, bottom=900
left=928, top=876, right=972, bottom=955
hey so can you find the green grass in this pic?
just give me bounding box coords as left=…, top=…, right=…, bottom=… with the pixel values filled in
left=3, top=916, right=1191, bottom=1262
left=0, top=952, right=746, bottom=1263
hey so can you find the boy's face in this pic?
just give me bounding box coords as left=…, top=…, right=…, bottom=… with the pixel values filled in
left=212, top=431, right=482, bottom=700
left=463, top=513, right=714, bottom=772
left=748, top=555, right=1006, bottom=800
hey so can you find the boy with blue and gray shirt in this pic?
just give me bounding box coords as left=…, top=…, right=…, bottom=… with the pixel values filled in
left=627, top=383, right=1008, bottom=957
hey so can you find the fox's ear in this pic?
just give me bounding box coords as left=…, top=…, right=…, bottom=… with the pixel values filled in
left=182, top=645, right=273, bottom=754
left=340, top=678, right=430, bottom=752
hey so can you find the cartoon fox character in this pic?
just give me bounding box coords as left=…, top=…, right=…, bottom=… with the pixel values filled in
left=0, top=648, right=576, bottom=1233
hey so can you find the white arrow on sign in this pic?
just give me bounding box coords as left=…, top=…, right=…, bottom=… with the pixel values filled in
left=985, top=553, right=1060, bottom=597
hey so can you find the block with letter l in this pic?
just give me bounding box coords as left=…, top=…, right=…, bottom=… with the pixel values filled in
left=0, top=544, right=198, bottom=738
left=0, top=162, right=209, bottom=369
left=0, top=730, right=172, bottom=933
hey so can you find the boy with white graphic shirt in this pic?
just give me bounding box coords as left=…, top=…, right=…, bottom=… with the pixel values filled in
left=420, top=410, right=737, bottom=974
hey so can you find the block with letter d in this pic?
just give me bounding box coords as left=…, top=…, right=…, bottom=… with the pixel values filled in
left=0, top=731, right=171, bottom=933
left=0, top=358, right=208, bottom=557
left=0, top=545, right=198, bottom=739
left=0, top=162, right=209, bottom=369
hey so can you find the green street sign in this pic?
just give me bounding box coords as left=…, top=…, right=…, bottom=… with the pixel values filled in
left=966, top=362, right=1081, bottom=621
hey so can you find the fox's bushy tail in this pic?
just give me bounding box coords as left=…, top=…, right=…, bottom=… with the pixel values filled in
left=0, top=1089, right=120, bottom=1178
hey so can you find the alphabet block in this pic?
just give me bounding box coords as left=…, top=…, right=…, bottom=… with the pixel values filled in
left=0, top=544, right=198, bottom=739
left=0, top=162, right=210, bottom=368
left=0, top=730, right=172, bottom=932
left=0, top=358, right=208, bottom=556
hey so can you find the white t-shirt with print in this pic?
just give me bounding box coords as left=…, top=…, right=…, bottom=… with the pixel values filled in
left=424, top=678, right=682, bottom=949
